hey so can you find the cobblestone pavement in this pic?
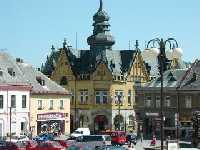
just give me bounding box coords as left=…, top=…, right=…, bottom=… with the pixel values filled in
left=134, top=140, right=161, bottom=150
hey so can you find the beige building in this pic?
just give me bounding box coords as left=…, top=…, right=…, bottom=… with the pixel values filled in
left=17, top=61, right=71, bottom=136
left=0, top=52, right=71, bottom=136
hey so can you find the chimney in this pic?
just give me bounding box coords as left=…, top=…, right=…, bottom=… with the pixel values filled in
left=16, top=58, right=23, bottom=63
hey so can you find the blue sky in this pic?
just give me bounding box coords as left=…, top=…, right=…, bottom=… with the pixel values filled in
left=0, top=0, right=199, bottom=67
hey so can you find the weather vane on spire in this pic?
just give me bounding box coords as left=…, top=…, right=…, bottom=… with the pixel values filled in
left=99, top=0, right=103, bottom=11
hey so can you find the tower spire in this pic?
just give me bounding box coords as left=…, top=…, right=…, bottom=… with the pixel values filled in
left=99, top=0, right=103, bottom=11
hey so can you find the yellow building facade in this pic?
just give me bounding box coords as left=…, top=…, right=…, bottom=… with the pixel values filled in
left=30, top=94, right=70, bottom=136
left=42, top=0, right=150, bottom=133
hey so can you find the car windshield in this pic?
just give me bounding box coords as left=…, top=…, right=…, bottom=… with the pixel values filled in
left=74, top=131, right=83, bottom=134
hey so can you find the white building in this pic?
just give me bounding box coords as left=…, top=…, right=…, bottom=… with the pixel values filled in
left=0, top=84, right=31, bottom=138
left=0, top=52, right=32, bottom=138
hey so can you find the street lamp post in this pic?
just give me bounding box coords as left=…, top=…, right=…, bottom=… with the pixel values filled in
left=147, top=38, right=179, bottom=150
left=117, top=95, right=121, bottom=130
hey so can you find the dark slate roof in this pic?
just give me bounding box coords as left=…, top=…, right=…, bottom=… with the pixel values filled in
left=179, top=60, right=200, bottom=90
left=0, top=52, right=69, bottom=95
left=145, top=69, right=187, bottom=88
left=42, top=47, right=138, bottom=76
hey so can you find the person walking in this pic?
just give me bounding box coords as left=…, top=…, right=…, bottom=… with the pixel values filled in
left=140, top=132, right=143, bottom=143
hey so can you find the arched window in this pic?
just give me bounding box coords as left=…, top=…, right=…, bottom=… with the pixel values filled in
left=60, top=76, right=68, bottom=85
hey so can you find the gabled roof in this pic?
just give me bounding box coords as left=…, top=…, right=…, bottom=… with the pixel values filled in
left=145, top=69, right=187, bottom=88
left=179, top=60, right=200, bottom=90
left=0, top=52, right=69, bottom=95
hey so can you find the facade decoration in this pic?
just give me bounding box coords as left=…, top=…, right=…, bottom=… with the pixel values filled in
left=42, top=0, right=150, bottom=133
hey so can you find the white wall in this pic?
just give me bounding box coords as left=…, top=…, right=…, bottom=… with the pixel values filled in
left=0, top=90, right=30, bottom=137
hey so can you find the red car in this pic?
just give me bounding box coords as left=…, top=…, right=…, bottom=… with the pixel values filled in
left=36, top=141, right=65, bottom=150
left=0, top=141, right=25, bottom=150
left=101, top=131, right=127, bottom=145
left=54, top=140, right=70, bottom=148
left=25, top=140, right=38, bottom=150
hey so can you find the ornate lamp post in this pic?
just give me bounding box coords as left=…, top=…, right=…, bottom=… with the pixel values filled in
left=147, top=38, right=179, bottom=150
left=117, top=95, right=121, bottom=130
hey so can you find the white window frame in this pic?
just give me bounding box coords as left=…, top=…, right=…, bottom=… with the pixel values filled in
left=38, top=100, right=42, bottom=109
left=95, top=91, right=108, bottom=104
left=165, top=96, right=171, bottom=107
left=0, top=95, right=3, bottom=109
left=60, top=100, right=64, bottom=109
left=128, top=90, right=131, bottom=106
left=114, top=90, right=124, bottom=105
left=80, top=90, right=88, bottom=104
left=145, top=96, right=151, bottom=107
left=156, top=96, right=160, bottom=108
left=185, top=96, right=192, bottom=108
left=22, top=95, right=27, bottom=108
left=49, top=100, right=53, bottom=109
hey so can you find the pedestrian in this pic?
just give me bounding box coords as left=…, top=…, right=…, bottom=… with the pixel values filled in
left=140, top=132, right=143, bottom=143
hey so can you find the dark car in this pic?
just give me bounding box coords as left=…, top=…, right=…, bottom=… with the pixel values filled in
left=0, top=141, right=25, bottom=150
left=126, top=134, right=137, bottom=145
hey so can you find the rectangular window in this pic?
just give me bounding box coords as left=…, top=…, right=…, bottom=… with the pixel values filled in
left=80, top=91, right=84, bottom=104
left=145, top=96, right=151, bottom=107
left=156, top=96, right=160, bottom=108
left=60, top=100, right=64, bottom=109
left=128, top=90, right=131, bottom=106
left=49, top=100, right=53, bottom=110
left=165, top=96, right=171, bottom=107
left=102, top=91, right=107, bottom=104
left=38, top=100, right=42, bottom=110
left=95, top=91, right=108, bottom=104
left=115, top=91, right=124, bottom=105
left=0, top=95, right=3, bottom=109
left=22, top=95, right=27, bottom=108
left=21, top=122, right=25, bottom=131
left=71, top=90, right=74, bottom=105
left=185, top=96, right=192, bottom=108
left=95, top=92, right=101, bottom=104
left=79, top=90, right=89, bottom=104
left=11, top=95, right=16, bottom=108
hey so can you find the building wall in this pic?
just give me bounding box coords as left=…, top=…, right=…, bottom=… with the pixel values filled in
left=30, top=94, right=70, bottom=136
left=50, top=50, right=149, bottom=133
left=0, top=90, right=30, bottom=137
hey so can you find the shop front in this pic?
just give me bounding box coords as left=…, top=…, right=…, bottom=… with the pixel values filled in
left=37, top=112, right=65, bottom=135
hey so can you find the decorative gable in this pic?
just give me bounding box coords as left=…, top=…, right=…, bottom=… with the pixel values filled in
left=51, top=48, right=75, bottom=84
left=92, top=62, right=112, bottom=81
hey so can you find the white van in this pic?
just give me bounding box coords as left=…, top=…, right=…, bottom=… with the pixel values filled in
left=71, top=128, right=90, bottom=138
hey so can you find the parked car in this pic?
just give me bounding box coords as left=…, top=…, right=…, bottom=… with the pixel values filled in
left=36, top=141, right=65, bottom=150
left=0, top=141, right=26, bottom=150
left=71, top=128, right=90, bottom=138
left=101, top=131, right=127, bottom=146
left=25, top=140, right=38, bottom=150
left=95, top=145, right=127, bottom=150
left=33, top=133, right=54, bottom=141
left=55, top=139, right=70, bottom=148
left=76, top=135, right=111, bottom=149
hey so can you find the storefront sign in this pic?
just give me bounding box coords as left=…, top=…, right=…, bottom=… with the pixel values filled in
left=37, top=113, right=65, bottom=121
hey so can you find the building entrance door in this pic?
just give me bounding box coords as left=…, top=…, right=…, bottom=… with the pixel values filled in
left=94, top=115, right=108, bottom=133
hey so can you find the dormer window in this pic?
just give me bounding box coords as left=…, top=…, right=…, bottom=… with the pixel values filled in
left=60, top=76, right=68, bottom=85
left=8, top=68, right=15, bottom=77
left=36, top=76, right=45, bottom=86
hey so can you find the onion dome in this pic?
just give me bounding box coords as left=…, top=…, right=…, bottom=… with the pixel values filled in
left=87, top=0, right=115, bottom=51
